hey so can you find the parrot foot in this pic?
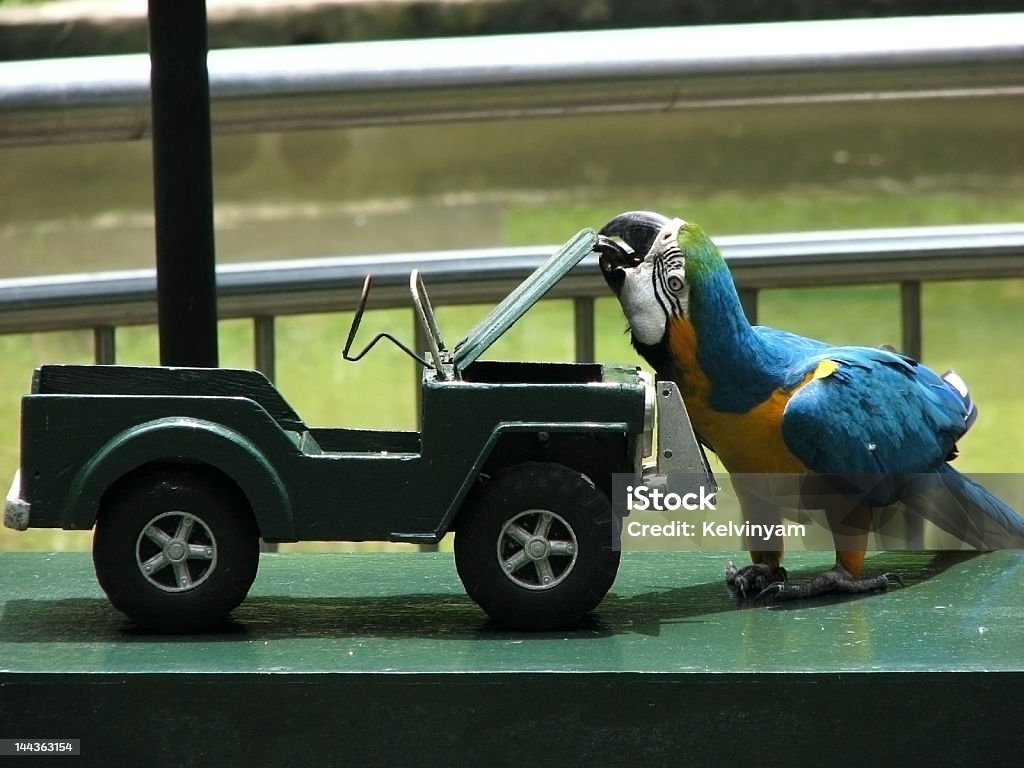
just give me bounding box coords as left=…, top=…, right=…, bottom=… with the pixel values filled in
left=753, top=567, right=904, bottom=602
left=725, top=561, right=788, bottom=602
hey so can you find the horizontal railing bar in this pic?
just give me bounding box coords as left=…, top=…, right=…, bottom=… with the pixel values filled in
left=1, top=223, right=1022, bottom=335
left=1, top=14, right=1023, bottom=146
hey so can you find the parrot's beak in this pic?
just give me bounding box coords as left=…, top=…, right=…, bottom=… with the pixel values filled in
left=594, top=235, right=637, bottom=295
left=600, top=210, right=671, bottom=260
left=596, top=210, right=671, bottom=295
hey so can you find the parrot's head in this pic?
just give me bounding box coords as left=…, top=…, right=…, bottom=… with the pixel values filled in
left=596, top=210, right=690, bottom=349
left=596, top=210, right=736, bottom=378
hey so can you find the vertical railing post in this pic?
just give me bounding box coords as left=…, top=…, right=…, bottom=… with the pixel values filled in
left=900, top=281, right=923, bottom=361
left=93, top=326, right=116, bottom=364
left=253, top=315, right=276, bottom=382
left=573, top=297, right=595, bottom=363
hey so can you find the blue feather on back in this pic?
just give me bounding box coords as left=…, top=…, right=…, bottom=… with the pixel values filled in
left=779, top=344, right=968, bottom=476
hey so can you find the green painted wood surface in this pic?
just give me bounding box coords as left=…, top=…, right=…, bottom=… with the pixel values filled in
left=2, top=550, right=1022, bottom=674
left=2, top=551, right=1023, bottom=766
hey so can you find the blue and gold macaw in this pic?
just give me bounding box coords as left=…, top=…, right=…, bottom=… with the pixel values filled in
left=596, top=210, right=1024, bottom=601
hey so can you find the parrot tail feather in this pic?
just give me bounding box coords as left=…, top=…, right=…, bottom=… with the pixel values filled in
left=903, top=465, right=1024, bottom=550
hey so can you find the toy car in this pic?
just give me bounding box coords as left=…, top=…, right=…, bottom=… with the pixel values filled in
left=5, top=229, right=712, bottom=632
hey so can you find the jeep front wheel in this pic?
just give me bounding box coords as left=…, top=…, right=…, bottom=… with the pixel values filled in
left=93, top=466, right=260, bottom=633
left=455, top=462, right=620, bottom=630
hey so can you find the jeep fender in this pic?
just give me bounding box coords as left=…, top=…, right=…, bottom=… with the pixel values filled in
left=438, top=421, right=631, bottom=534
left=64, top=417, right=294, bottom=539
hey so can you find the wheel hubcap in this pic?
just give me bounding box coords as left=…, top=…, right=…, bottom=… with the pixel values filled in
left=497, top=509, right=578, bottom=591
left=165, top=540, right=188, bottom=562
left=136, top=511, right=218, bottom=593
left=526, top=537, right=550, bottom=559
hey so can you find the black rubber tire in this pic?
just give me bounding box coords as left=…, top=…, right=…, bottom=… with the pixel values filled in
left=455, top=462, right=620, bottom=630
left=93, top=466, right=260, bottom=633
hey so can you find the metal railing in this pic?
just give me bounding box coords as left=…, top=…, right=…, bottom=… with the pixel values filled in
left=2, top=224, right=1023, bottom=376
left=2, top=12, right=1022, bottom=362
left=1, top=14, right=1023, bottom=146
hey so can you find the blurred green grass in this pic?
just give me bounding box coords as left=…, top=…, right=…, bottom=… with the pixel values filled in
left=3, top=188, right=1023, bottom=551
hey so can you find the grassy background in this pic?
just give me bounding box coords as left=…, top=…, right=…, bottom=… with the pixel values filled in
left=3, top=187, right=1023, bottom=551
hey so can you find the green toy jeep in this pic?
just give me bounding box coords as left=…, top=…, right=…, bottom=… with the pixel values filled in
left=5, top=230, right=712, bottom=632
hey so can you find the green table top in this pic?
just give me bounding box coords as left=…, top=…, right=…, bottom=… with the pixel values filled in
left=2, top=550, right=1022, bottom=676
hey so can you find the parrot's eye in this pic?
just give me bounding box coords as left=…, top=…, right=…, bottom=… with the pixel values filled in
left=666, top=272, right=685, bottom=293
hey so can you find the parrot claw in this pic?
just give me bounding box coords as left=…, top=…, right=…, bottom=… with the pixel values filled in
left=753, top=581, right=788, bottom=603
left=733, top=565, right=906, bottom=603
left=880, top=572, right=905, bottom=588
left=725, top=561, right=788, bottom=603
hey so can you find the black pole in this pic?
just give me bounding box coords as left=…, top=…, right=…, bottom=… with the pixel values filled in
left=148, top=0, right=219, bottom=367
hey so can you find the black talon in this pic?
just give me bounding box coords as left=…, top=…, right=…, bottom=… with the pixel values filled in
left=754, top=582, right=787, bottom=602
left=726, top=562, right=788, bottom=603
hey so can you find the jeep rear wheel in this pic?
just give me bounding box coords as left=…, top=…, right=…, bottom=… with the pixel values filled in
left=93, top=466, right=259, bottom=633
left=455, top=462, right=620, bottom=630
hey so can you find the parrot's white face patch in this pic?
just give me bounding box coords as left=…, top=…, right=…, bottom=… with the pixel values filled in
left=615, top=219, right=688, bottom=347
left=620, top=261, right=668, bottom=345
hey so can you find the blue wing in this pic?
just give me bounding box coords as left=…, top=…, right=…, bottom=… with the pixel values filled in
left=765, top=341, right=1024, bottom=547
left=780, top=345, right=969, bottom=475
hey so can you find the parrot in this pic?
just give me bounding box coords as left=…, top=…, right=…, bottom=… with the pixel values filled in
left=595, top=210, right=1024, bottom=601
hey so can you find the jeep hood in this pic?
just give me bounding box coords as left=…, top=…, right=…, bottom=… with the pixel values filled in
left=452, top=228, right=597, bottom=372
